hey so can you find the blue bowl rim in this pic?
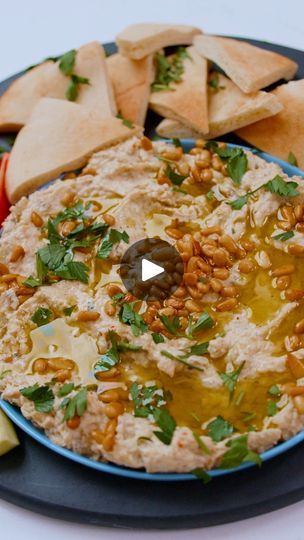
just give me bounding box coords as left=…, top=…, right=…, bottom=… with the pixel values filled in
left=1, top=140, right=304, bottom=482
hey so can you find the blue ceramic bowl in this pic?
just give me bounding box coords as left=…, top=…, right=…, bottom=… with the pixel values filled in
left=1, top=141, right=304, bottom=481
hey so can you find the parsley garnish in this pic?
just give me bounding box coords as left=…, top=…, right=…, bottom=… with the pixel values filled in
left=206, top=416, right=234, bottom=442
left=130, top=382, right=171, bottom=418
left=288, top=151, right=298, bottom=166
left=187, top=312, right=214, bottom=338
left=161, top=350, right=206, bottom=372
left=206, top=142, right=248, bottom=185
left=220, top=435, right=262, bottom=469
left=164, top=164, right=187, bottom=186
left=159, top=314, right=182, bottom=336
left=219, top=362, right=245, bottom=401
left=61, top=388, right=87, bottom=421
left=267, top=400, right=278, bottom=416
left=192, top=431, right=211, bottom=454
left=116, top=112, right=134, bottom=128
left=172, top=138, right=182, bottom=147
left=188, top=342, right=209, bottom=355
left=268, top=384, right=281, bottom=397
left=119, top=302, right=148, bottom=337
left=58, top=49, right=90, bottom=102
left=57, top=383, right=75, bottom=397
left=192, top=468, right=212, bottom=484
left=151, top=47, right=190, bottom=92
left=153, top=408, right=176, bottom=445
left=31, top=307, right=53, bottom=327
left=273, top=231, right=294, bottom=242
left=151, top=332, right=165, bottom=344
left=228, top=174, right=299, bottom=210
left=20, top=384, right=54, bottom=413
left=63, top=305, right=76, bottom=316
left=97, top=229, right=129, bottom=259
left=94, top=331, right=119, bottom=374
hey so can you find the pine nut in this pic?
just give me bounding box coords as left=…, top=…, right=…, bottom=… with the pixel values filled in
left=0, top=263, right=9, bottom=275
left=60, top=221, right=76, bottom=236
left=285, top=334, right=302, bottom=352
left=67, top=416, right=81, bottom=429
left=61, top=191, right=76, bottom=207
left=283, top=384, right=304, bottom=396
left=288, top=244, right=304, bottom=256
left=219, top=235, right=238, bottom=254
left=202, top=244, right=216, bottom=257
left=141, top=136, right=153, bottom=151
left=92, top=430, right=104, bottom=444
left=77, top=310, right=100, bottom=322
left=47, top=358, right=75, bottom=371
left=103, top=434, right=115, bottom=451
left=213, top=268, right=229, bottom=280
left=103, top=213, right=116, bottom=226
left=185, top=299, right=201, bottom=312
left=276, top=275, right=291, bottom=290
left=221, top=286, right=238, bottom=297
left=187, top=286, right=202, bottom=299
left=31, top=211, right=43, bottom=227
left=294, top=319, right=304, bottom=334
left=216, top=298, right=238, bottom=312
left=272, top=264, right=295, bottom=277
left=62, top=172, right=77, bottom=180
left=10, top=245, right=25, bottom=262
left=195, top=139, right=206, bottom=148
left=210, top=278, right=222, bottom=293
left=0, top=283, right=8, bottom=293
left=178, top=162, right=190, bottom=176
left=106, top=284, right=123, bottom=297
left=159, top=307, right=176, bottom=317
left=196, top=158, right=210, bottom=169
left=32, top=359, right=48, bottom=374
left=190, top=147, right=202, bottom=155
left=197, top=281, right=210, bottom=293
left=281, top=205, right=296, bottom=225
left=294, top=204, right=304, bottom=222
left=173, top=286, right=187, bottom=298
left=165, top=298, right=184, bottom=310
left=213, top=248, right=228, bottom=267
left=184, top=272, right=198, bottom=286
left=99, top=390, right=121, bottom=403
left=54, top=369, right=71, bottom=382
left=162, top=148, right=183, bottom=161
left=296, top=223, right=304, bottom=233
left=104, top=300, right=116, bottom=316
left=240, top=239, right=255, bottom=252
left=165, top=227, right=183, bottom=240
left=201, top=226, right=222, bottom=236
left=95, top=368, right=120, bottom=381
left=285, top=289, right=304, bottom=301
left=104, top=402, right=124, bottom=419
left=0, top=273, right=18, bottom=282
left=238, top=259, right=256, bottom=273
left=4, top=356, right=13, bottom=363
left=201, top=169, right=213, bottom=182
left=286, top=353, right=304, bottom=378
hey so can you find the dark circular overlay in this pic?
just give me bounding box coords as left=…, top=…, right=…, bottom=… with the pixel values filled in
left=120, top=238, right=184, bottom=301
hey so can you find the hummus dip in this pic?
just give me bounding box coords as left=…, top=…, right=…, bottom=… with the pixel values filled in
left=1, top=135, right=304, bottom=474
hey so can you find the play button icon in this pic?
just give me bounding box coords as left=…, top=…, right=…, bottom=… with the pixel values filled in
left=120, top=238, right=184, bottom=301
left=142, top=259, right=164, bottom=282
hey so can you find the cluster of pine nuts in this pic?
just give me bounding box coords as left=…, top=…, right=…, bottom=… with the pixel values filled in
left=32, top=357, right=75, bottom=382
left=0, top=264, right=35, bottom=302
left=91, top=387, right=129, bottom=451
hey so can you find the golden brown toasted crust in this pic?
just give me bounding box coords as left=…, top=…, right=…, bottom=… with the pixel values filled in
left=0, top=42, right=116, bottom=132
left=149, top=46, right=208, bottom=134
left=106, top=53, right=154, bottom=125
left=155, top=71, right=282, bottom=138
left=236, top=80, right=304, bottom=169
left=194, top=35, right=298, bottom=93
left=116, top=23, right=202, bottom=59
left=5, top=98, right=142, bottom=203
left=0, top=62, right=55, bottom=131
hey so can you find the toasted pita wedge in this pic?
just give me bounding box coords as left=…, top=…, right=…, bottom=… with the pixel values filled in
left=0, top=62, right=55, bottom=131
left=6, top=98, right=142, bottom=203
left=106, top=53, right=154, bottom=125
left=194, top=35, right=297, bottom=93
left=156, top=71, right=282, bottom=139
left=236, top=80, right=304, bottom=169
left=0, top=41, right=116, bottom=132
left=149, top=46, right=208, bottom=133
left=156, top=118, right=198, bottom=139
left=117, top=23, right=202, bottom=60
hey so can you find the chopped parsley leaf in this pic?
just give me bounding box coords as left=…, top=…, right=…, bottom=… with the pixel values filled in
left=31, top=307, right=53, bottom=327
left=192, top=468, right=212, bottom=484
left=20, top=384, right=54, bottom=413
left=153, top=407, right=176, bottom=445
left=206, top=416, right=234, bottom=442
left=57, top=383, right=75, bottom=397
left=116, top=112, right=134, bottom=128
left=273, top=230, right=294, bottom=242
left=268, top=384, right=281, bottom=397
left=267, top=400, right=278, bottom=417
left=219, top=362, right=245, bottom=401
left=187, top=312, right=214, bottom=338
left=61, top=388, right=87, bottom=421
left=151, top=332, right=165, bottom=344
left=288, top=151, right=298, bottom=166
left=119, top=302, right=148, bottom=336
left=97, top=229, right=129, bottom=259
left=219, top=435, right=261, bottom=469
left=164, top=164, right=187, bottom=186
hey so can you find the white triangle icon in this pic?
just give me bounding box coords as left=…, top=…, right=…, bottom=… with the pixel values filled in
left=141, top=258, right=164, bottom=282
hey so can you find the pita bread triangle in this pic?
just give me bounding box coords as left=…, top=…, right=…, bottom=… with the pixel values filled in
left=0, top=41, right=116, bottom=132
left=5, top=98, right=142, bottom=203
left=149, top=46, right=209, bottom=134
left=194, top=35, right=298, bottom=93
left=106, top=53, right=154, bottom=125
left=236, top=79, right=304, bottom=169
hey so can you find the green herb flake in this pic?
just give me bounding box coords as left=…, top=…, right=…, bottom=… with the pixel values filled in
left=59, top=49, right=76, bottom=76
left=187, top=312, right=214, bottom=338
left=63, top=305, right=76, bottom=316
left=20, top=384, right=54, bottom=413
left=265, top=175, right=299, bottom=197
left=119, top=302, right=148, bottom=337
left=192, top=431, right=211, bottom=454
left=273, top=231, right=295, bottom=242
left=153, top=407, right=176, bottom=445
left=220, top=435, right=262, bottom=469
left=151, top=48, right=190, bottom=92
left=57, top=383, right=75, bottom=397
left=288, top=151, right=298, bottom=166
left=268, top=384, right=281, bottom=397
left=192, top=468, right=212, bottom=484
left=159, top=315, right=181, bottom=336
left=172, top=137, right=182, bottom=147
left=97, top=229, right=129, bottom=260
left=267, top=400, right=278, bottom=417
left=152, top=332, right=165, bottom=344
left=116, top=112, right=134, bottom=128
left=219, top=362, right=245, bottom=401
left=206, top=416, right=234, bottom=442
left=31, top=307, right=53, bottom=327
left=130, top=382, right=171, bottom=418
left=62, top=388, right=87, bottom=421
left=165, top=164, right=187, bottom=186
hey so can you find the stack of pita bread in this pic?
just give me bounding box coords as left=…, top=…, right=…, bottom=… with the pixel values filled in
left=0, top=23, right=301, bottom=203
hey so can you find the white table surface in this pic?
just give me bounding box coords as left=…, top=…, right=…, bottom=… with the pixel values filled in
left=1, top=0, right=304, bottom=538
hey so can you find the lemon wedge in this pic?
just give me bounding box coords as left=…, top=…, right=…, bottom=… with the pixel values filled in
left=0, top=409, right=19, bottom=456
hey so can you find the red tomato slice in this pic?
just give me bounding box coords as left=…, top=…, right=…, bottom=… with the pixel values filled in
left=0, top=153, right=10, bottom=225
